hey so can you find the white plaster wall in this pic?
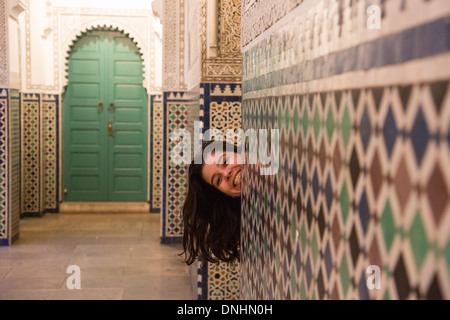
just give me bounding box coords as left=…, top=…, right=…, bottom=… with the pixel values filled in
left=21, top=0, right=162, bottom=94
left=52, top=0, right=152, bottom=10
left=6, top=0, right=27, bottom=89
left=8, top=17, right=20, bottom=89
left=25, top=0, right=54, bottom=89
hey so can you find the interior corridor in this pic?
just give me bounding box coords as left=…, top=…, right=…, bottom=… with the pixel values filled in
left=1, top=0, right=449, bottom=300
left=0, top=212, right=193, bottom=300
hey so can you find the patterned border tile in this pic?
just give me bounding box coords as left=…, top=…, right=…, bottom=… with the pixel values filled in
left=0, top=88, right=8, bottom=244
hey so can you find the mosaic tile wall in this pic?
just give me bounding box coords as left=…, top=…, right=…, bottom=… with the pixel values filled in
left=22, top=93, right=40, bottom=214
left=42, top=94, right=59, bottom=213
left=0, top=88, right=21, bottom=246
left=161, top=91, right=199, bottom=243
left=240, top=0, right=450, bottom=300
left=21, top=93, right=60, bottom=216
left=0, top=88, right=9, bottom=245
left=205, top=259, right=240, bottom=300
left=201, top=83, right=242, bottom=142
left=150, top=94, right=164, bottom=213
left=196, top=83, right=242, bottom=300
left=9, top=89, right=21, bottom=243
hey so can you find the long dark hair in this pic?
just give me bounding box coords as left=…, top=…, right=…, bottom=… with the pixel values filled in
left=180, top=140, right=241, bottom=265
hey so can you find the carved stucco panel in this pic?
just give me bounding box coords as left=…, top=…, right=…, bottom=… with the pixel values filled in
left=23, top=4, right=159, bottom=93
left=0, top=0, right=9, bottom=88
left=201, top=0, right=242, bottom=83
left=163, top=0, right=186, bottom=91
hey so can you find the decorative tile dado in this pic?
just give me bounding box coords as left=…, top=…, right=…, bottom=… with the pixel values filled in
left=208, top=261, right=240, bottom=300
left=240, top=0, right=450, bottom=301
left=22, top=93, right=40, bottom=214
left=9, top=89, right=21, bottom=243
left=20, top=93, right=58, bottom=215
left=241, top=81, right=450, bottom=300
left=0, top=89, right=8, bottom=243
left=41, top=94, right=59, bottom=212
left=150, top=94, right=163, bottom=213
left=0, top=88, right=19, bottom=246
left=210, top=100, right=241, bottom=146
left=198, top=259, right=241, bottom=300
left=161, top=92, right=199, bottom=242
left=201, top=83, right=242, bottom=138
left=165, top=102, right=187, bottom=237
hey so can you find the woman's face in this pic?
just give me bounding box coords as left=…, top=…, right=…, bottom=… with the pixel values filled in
left=201, top=150, right=243, bottom=198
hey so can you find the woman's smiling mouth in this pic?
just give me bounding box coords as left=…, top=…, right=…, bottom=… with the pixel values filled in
left=233, top=170, right=241, bottom=187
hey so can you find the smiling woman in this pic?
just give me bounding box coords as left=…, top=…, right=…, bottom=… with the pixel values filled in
left=180, top=140, right=242, bottom=265
left=201, top=147, right=243, bottom=198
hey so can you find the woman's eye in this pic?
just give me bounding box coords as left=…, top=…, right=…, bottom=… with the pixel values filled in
left=220, top=158, right=227, bottom=167
left=217, top=177, right=222, bottom=186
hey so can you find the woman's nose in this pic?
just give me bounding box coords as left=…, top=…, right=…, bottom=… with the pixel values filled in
left=223, top=167, right=232, bottom=179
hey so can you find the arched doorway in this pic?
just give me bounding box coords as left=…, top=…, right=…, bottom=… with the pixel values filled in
left=63, top=29, right=148, bottom=202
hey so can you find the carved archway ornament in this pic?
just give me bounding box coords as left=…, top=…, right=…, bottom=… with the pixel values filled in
left=60, top=16, right=153, bottom=93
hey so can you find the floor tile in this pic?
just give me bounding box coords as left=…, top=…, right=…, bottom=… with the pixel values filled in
left=0, top=213, right=193, bottom=300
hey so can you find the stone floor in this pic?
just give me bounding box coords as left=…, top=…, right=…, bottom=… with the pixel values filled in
left=0, top=212, right=193, bottom=300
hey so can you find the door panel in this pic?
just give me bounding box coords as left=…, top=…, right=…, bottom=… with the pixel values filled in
left=71, top=153, right=99, bottom=168
left=71, top=105, right=99, bottom=122
left=114, top=154, right=142, bottom=168
left=64, top=30, right=147, bottom=202
left=72, top=83, right=100, bottom=98
left=107, top=32, right=147, bottom=201
left=64, top=31, right=105, bottom=201
left=114, top=61, right=142, bottom=77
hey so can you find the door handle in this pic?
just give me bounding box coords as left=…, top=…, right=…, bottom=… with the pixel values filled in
left=108, top=119, right=113, bottom=136
left=98, top=101, right=104, bottom=112
left=108, top=102, right=115, bottom=112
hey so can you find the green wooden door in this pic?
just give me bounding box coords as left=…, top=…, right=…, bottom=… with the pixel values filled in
left=64, top=30, right=148, bottom=202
